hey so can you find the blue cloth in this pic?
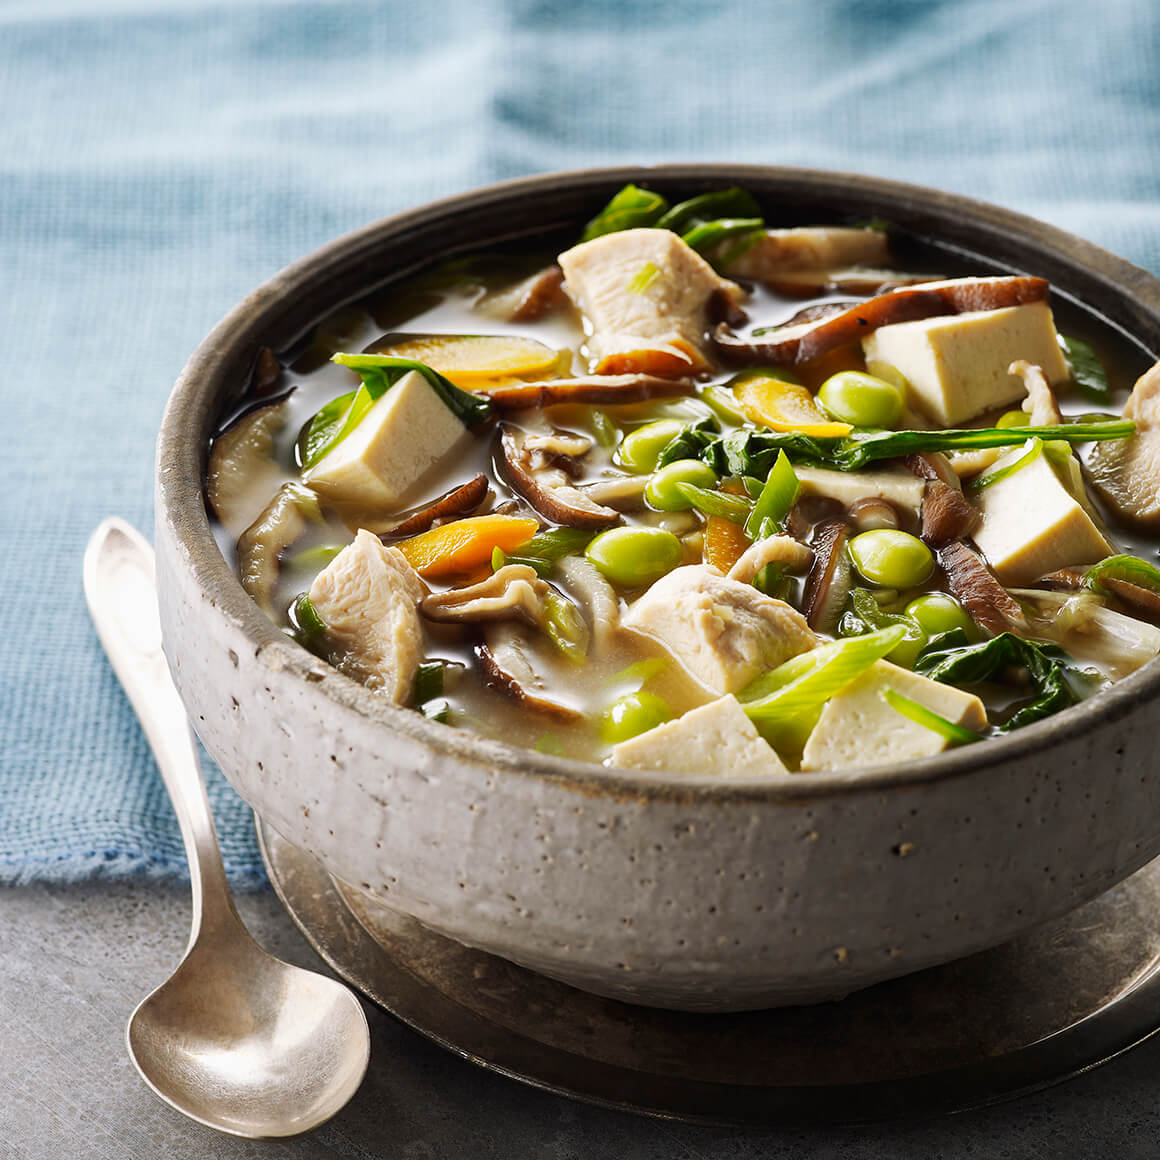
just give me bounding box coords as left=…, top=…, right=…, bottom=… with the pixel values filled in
left=3, top=0, right=1159, bottom=887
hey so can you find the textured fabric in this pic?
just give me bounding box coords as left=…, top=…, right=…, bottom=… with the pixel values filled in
left=3, top=0, right=1159, bottom=887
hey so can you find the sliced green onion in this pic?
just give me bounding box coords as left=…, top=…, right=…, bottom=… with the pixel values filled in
left=543, top=589, right=589, bottom=663
left=882, top=689, right=982, bottom=746
left=1060, top=334, right=1111, bottom=404
left=289, top=544, right=342, bottom=571
left=752, top=562, right=790, bottom=599
left=739, top=625, right=906, bottom=721
left=421, top=698, right=451, bottom=723
left=1083, top=554, right=1160, bottom=595
left=681, top=217, right=764, bottom=254
left=628, top=262, right=661, bottom=293
left=580, top=184, right=669, bottom=241
left=971, top=439, right=1042, bottom=491
left=413, top=661, right=445, bottom=705
left=591, top=410, right=619, bottom=449
left=744, top=449, right=798, bottom=541
left=289, top=592, right=327, bottom=654
left=519, top=527, right=595, bottom=561
left=672, top=483, right=753, bottom=522
left=612, top=657, right=669, bottom=686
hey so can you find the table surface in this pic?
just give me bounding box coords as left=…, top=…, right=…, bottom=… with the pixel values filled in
left=5, top=879, right=1160, bottom=1159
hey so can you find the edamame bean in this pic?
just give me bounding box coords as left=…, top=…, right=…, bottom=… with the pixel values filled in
left=905, top=593, right=976, bottom=639
left=817, top=371, right=904, bottom=428
left=848, top=529, right=933, bottom=588
left=644, top=459, right=718, bottom=511
left=600, top=690, right=673, bottom=745
left=996, top=409, right=1031, bottom=429
left=585, top=526, right=684, bottom=587
left=615, top=419, right=685, bottom=473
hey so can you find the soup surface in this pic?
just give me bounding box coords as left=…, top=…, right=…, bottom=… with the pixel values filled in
left=207, top=185, right=1160, bottom=775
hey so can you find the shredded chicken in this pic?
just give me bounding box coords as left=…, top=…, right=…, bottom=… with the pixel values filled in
left=727, top=535, right=814, bottom=585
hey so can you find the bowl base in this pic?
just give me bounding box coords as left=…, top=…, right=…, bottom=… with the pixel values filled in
left=258, top=816, right=1160, bottom=1126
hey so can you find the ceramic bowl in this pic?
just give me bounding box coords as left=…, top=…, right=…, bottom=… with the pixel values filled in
left=156, top=165, right=1160, bottom=1012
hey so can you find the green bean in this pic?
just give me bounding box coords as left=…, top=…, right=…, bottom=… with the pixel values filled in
left=585, top=526, right=684, bottom=587
left=616, top=419, right=685, bottom=473
left=601, top=690, right=673, bottom=745
left=817, top=371, right=904, bottom=429
left=848, top=530, right=933, bottom=589
left=645, top=459, right=718, bottom=510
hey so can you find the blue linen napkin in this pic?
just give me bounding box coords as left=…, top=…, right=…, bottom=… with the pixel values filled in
left=3, top=0, right=1159, bottom=888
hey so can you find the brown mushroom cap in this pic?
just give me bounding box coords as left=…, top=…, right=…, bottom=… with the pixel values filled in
left=711, top=276, right=1050, bottom=367
left=803, top=519, right=853, bottom=633
left=478, top=373, right=695, bottom=410
left=478, top=629, right=584, bottom=721
left=938, top=540, right=1028, bottom=637
left=381, top=474, right=490, bottom=539
left=920, top=481, right=979, bottom=548
left=499, top=424, right=621, bottom=529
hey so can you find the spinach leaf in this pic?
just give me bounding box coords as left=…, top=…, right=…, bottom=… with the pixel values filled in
left=914, top=629, right=1099, bottom=731
left=1059, top=334, right=1112, bottom=405
left=693, top=420, right=1135, bottom=476
left=655, top=415, right=720, bottom=468
left=332, top=354, right=492, bottom=427
left=580, top=184, right=669, bottom=241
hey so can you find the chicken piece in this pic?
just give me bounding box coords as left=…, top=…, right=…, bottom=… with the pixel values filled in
left=623, top=565, right=817, bottom=694
left=610, top=695, right=788, bottom=776
left=558, top=229, right=745, bottom=376
left=309, top=529, right=427, bottom=703
left=863, top=301, right=1069, bottom=426
left=1089, top=361, right=1160, bottom=527
left=800, top=661, right=988, bottom=772
left=715, top=226, right=891, bottom=281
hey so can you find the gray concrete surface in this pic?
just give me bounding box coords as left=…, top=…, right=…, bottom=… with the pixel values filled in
left=3, top=881, right=1159, bottom=1159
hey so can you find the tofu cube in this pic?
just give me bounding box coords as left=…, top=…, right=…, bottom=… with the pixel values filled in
left=972, top=445, right=1112, bottom=585
left=611, top=695, right=788, bottom=776
left=863, top=301, right=1069, bottom=426
left=795, top=466, right=925, bottom=515
left=800, top=661, right=987, bottom=772
left=304, top=370, right=470, bottom=511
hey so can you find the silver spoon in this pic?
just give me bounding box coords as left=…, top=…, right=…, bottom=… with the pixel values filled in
left=83, top=517, right=370, bottom=1138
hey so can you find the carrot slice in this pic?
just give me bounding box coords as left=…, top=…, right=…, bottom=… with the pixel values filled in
left=378, top=334, right=564, bottom=386
left=704, top=516, right=750, bottom=573
left=733, top=372, right=852, bottom=438
left=395, top=514, right=539, bottom=578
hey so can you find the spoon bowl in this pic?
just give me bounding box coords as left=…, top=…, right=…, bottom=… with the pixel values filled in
left=84, top=517, right=370, bottom=1138
left=127, top=931, right=370, bottom=1138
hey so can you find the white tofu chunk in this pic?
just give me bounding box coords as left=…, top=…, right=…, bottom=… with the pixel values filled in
left=557, top=229, right=744, bottom=376
left=611, top=695, right=789, bottom=776
left=972, top=445, right=1112, bottom=585
left=623, top=565, right=817, bottom=695
left=862, top=302, right=1069, bottom=426
left=308, top=529, right=427, bottom=703
left=303, top=370, right=470, bottom=511
left=800, top=661, right=987, bottom=772
left=795, top=466, right=925, bottom=514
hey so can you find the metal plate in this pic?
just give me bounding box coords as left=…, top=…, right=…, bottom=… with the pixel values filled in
left=258, top=817, right=1160, bottom=1126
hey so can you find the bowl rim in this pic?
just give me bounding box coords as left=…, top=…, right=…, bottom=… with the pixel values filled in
left=158, top=162, right=1160, bottom=807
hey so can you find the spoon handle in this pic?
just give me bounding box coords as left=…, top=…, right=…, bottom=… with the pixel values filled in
left=83, top=517, right=236, bottom=944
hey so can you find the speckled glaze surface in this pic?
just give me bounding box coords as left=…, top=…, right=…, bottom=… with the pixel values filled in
left=156, top=166, right=1160, bottom=1011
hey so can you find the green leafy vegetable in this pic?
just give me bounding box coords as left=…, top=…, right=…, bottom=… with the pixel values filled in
left=1060, top=334, right=1112, bottom=404
left=914, top=630, right=1100, bottom=731
left=654, top=188, right=763, bottom=233
left=882, top=689, right=982, bottom=746
left=491, top=547, right=554, bottom=577
left=971, top=439, right=1043, bottom=491
left=655, top=416, right=720, bottom=468
left=745, top=449, right=798, bottom=541
left=694, top=420, right=1135, bottom=476
left=751, top=562, right=790, bottom=600
left=838, top=588, right=927, bottom=669
left=581, top=184, right=669, bottom=241
left=681, top=218, right=764, bottom=255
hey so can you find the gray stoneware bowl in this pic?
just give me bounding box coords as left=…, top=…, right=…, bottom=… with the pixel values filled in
left=156, top=165, right=1160, bottom=1012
